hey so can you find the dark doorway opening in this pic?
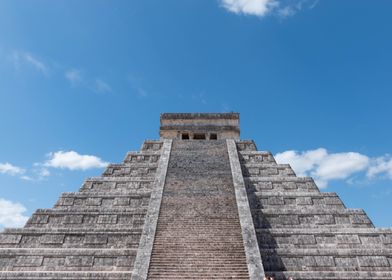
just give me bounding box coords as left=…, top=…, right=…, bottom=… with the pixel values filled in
left=193, top=133, right=206, bottom=140
left=182, top=133, right=190, bottom=140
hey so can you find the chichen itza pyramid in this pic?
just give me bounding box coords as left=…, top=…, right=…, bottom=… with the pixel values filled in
left=0, top=113, right=391, bottom=279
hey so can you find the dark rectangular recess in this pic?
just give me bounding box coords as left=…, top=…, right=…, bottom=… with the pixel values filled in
left=193, top=133, right=206, bottom=140
left=181, top=133, right=190, bottom=140
left=210, top=133, right=217, bottom=140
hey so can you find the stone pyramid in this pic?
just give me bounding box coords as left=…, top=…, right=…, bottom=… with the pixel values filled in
left=0, top=113, right=391, bottom=280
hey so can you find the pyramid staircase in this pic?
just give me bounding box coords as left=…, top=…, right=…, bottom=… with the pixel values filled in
left=0, top=140, right=165, bottom=279
left=147, top=140, right=250, bottom=279
left=237, top=140, right=392, bottom=279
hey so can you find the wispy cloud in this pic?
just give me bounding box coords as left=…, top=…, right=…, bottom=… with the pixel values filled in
left=192, top=92, right=207, bottom=105
left=65, top=68, right=83, bottom=86
left=44, top=151, right=108, bottom=171
left=220, top=0, right=318, bottom=18
left=275, top=148, right=370, bottom=188
left=127, top=75, right=148, bottom=97
left=9, top=50, right=49, bottom=75
left=65, top=68, right=112, bottom=94
left=0, top=198, right=29, bottom=228
left=0, top=162, right=25, bottom=176
left=367, top=156, right=392, bottom=179
left=94, top=79, right=112, bottom=94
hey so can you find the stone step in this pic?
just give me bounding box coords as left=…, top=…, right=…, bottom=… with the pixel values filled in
left=102, top=164, right=157, bottom=177
left=238, top=150, right=276, bottom=164
left=25, top=210, right=146, bottom=228
left=251, top=192, right=345, bottom=209
left=245, top=176, right=320, bottom=193
left=0, top=248, right=136, bottom=271
left=241, top=163, right=296, bottom=177
left=55, top=193, right=150, bottom=209
left=123, top=152, right=160, bottom=164
left=252, top=208, right=373, bottom=228
left=146, top=140, right=250, bottom=279
left=266, top=270, right=392, bottom=280
left=257, top=228, right=392, bottom=249
left=236, top=140, right=257, bottom=151
left=0, top=228, right=142, bottom=248
left=141, top=140, right=164, bottom=151
left=0, top=271, right=133, bottom=280
left=80, top=177, right=153, bottom=193
left=261, top=248, right=392, bottom=271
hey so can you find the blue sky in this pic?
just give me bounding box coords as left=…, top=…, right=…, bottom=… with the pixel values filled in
left=0, top=0, right=392, bottom=228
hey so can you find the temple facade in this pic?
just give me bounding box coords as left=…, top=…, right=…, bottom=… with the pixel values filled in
left=0, top=113, right=391, bottom=279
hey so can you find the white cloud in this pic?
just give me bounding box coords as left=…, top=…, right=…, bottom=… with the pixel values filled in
left=275, top=148, right=369, bottom=188
left=94, top=79, right=112, bottom=93
left=65, top=68, right=83, bottom=86
left=39, top=168, right=50, bottom=177
left=220, top=0, right=277, bottom=17
left=0, top=198, right=29, bottom=228
left=9, top=51, right=49, bottom=75
left=20, top=175, right=34, bottom=181
left=0, top=163, right=25, bottom=176
left=367, top=156, right=392, bottom=179
left=220, top=0, right=318, bottom=18
left=44, top=151, right=108, bottom=171
left=24, top=53, right=48, bottom=75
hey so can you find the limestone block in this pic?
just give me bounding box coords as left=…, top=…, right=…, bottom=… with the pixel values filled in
left=315, top=215, right=335, bottom=225
left=294, top=235, right=316, bottom=245
left=358, top=256, right=390, bottom=267
left=314, top=256, right=335, bottom=267
left=14, top=256, right=43, bottom=267
left=64, top=215, right=83, bottom=224
left=334, top=257, right=358, bottom=268
left=28, top=215, right=49, bottom=224
left=97, top=215, right=118, bottom=224
left=94, top=257, right=116, bottom=267
left=40, top=234, right=65, bottom=244
left=0, top=235, right=22, bottom=244
left=42, top=257, right=65, bottom=268
left=114, top=197, right=130, bottom=206
left=65, top=256, right=94, bottom=267
left=84, top=235, right=108, bottom=245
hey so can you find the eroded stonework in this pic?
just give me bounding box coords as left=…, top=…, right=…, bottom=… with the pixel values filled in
left=0, top=113, right=391, bottom=280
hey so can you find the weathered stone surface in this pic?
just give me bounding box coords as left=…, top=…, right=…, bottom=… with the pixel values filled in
left=0, top=113, right=391, bottom=279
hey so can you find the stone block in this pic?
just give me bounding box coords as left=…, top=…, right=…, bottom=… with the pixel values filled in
left=336, top=234, right=360, bottom=244
left=14, top=256, right=43, bottom=267
left=0, top=235, right=22, bottom=244
left=358, top=256, right=390, bottom=267
left=335, top=257, right=358, bottom=267
left=84, top=234, right=108, bottom=244
left=64, top=215, right=83, bottom=224
left=65, top=256, right=94, bottom=267
left=40, top=234, right=65, bottom=244
left=97, top=215, right=118, bottom=224
left=314, top=256, right=335, bottom=267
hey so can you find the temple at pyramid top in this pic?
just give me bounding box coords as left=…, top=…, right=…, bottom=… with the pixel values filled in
left=160, top=112, right=240, bottom=140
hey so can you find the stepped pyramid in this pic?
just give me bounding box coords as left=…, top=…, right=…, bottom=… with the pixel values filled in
left=0, top=113, right=391, bottom=280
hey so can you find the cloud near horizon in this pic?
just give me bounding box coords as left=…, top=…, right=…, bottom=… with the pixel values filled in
left=274, top=148, right=392, bottom=188
left=44, top=151, right=109, bottom=171
left=0, top=198, right=29, bottom=228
